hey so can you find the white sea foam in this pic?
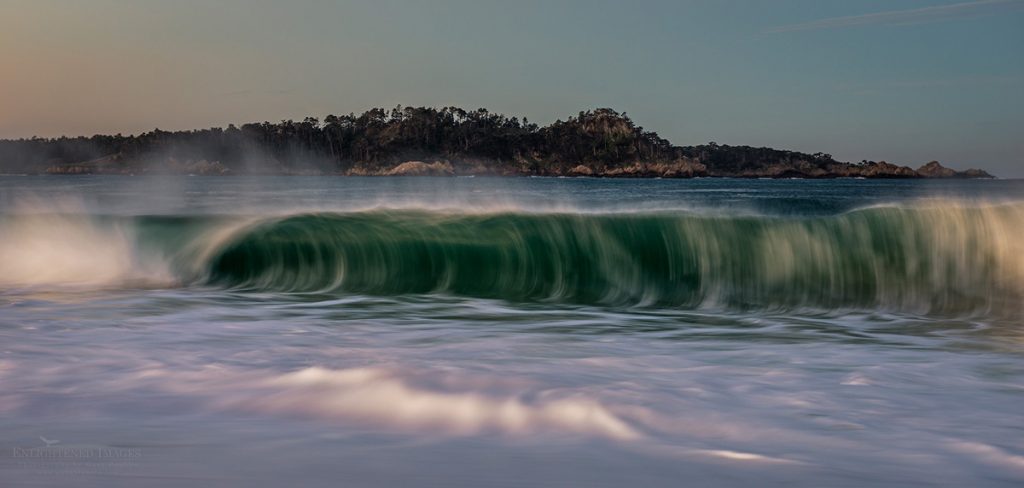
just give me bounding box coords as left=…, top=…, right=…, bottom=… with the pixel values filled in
left=251, top=366, right=641, bottom=439
left=133, top=365, right=643, bottom=440
left=948, top=441, right=1024, bottom=477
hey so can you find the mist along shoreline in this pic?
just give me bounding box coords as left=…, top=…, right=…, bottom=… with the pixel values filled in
left=22, top=165, right=998, bottom=179
left=1, top=106, right=994, bottom=179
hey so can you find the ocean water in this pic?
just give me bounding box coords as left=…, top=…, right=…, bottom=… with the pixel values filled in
left=1, top=175, right=1022, bottom=487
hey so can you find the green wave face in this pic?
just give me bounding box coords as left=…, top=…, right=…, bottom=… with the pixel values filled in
left=203, top=205, right=1024, bottom=313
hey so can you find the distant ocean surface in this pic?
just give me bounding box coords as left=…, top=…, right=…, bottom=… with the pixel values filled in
left=1, top=176, right=1022, bottom=487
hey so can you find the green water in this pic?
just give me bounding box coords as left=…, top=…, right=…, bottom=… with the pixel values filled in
left=1, top=176, right=1022, bottom=487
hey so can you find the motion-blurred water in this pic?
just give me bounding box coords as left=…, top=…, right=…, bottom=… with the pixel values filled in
left=1, top=176, right=1022, bottom=487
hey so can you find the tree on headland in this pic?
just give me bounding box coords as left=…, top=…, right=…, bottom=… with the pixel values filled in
left=0, top=106, right=992, bottom=178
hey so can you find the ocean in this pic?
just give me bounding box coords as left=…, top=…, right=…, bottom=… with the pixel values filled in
left=1, top=175, right=1022, bottom=487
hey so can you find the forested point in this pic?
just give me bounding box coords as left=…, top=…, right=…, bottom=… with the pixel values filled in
left=0, top=107, right=993, bottom=178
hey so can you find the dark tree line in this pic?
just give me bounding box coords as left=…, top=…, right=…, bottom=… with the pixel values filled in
left=0, top=106, right=986, bottom=177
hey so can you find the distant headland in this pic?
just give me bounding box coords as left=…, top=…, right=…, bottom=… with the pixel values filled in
left=0, top=107, right=993, bottom=179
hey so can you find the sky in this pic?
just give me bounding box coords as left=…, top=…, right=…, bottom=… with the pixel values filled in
left=1, top=0, right=1022, bottom=175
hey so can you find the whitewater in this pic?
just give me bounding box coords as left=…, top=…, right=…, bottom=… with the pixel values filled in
left=1, top=176, right=1022, bottom=487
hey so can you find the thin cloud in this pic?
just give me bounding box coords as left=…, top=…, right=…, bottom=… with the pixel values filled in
left=767, top=0, right=1024, bottom=33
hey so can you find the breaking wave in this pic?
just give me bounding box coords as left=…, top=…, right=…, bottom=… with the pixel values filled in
left=2, top=202, right=1023, bottom=314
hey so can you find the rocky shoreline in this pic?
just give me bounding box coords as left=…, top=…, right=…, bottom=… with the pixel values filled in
left=42, top=157, right=993, bottom=179
left=6, top=107, right=995, bottom=179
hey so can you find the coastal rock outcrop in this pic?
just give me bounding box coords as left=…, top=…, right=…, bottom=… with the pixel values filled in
left=598, top=159, right=707, bottom=178
left=917, top=161, right=958, bottom=178
left=384, top=161, right=455, bottom=176
left=568, top=165, right=594, bottom=176
left=916, top=161, right=993, bottom=179
left=855, top=161, right=919, bottom=178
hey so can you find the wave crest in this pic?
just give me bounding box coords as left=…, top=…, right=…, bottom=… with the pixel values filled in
left=203, top=204, right=1024, bottom=313
left=3, top=202, right=1022, bottom=314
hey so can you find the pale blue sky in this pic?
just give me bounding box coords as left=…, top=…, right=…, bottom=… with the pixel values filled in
left=1, top=0, right=1022, bottom=174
